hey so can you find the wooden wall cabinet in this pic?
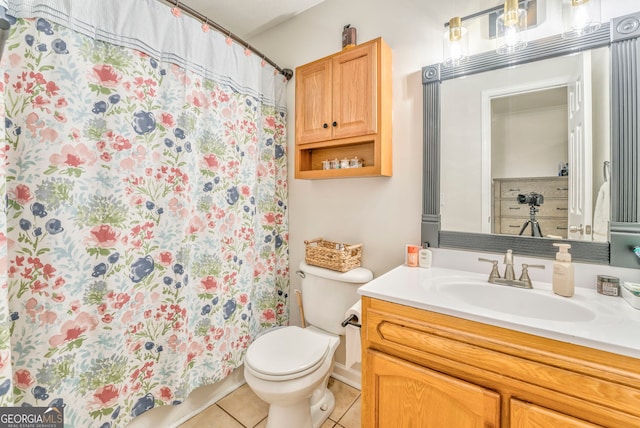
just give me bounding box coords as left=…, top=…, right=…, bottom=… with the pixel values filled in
left=294, top=38, right=392, bottom=179
left=361, top=297, right=640, bottom=428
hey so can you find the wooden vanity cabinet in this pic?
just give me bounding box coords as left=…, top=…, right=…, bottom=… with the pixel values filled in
left=361, top=297, right=640, bottom=428
left=365, top=350, right=500, bottom=427
left=294, top=37, right=392, bottom=179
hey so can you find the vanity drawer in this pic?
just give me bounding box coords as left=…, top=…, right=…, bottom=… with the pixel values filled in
left=499, top=198, right=568, bottom=218
left=498, top=177, right=569, bottom=199
left=499, top=218, right=568, bottom=237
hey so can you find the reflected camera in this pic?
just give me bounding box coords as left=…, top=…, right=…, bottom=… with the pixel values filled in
left=517, top=192, right=544, bottom=206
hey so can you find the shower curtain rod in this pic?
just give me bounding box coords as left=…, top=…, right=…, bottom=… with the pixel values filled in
left=161, top=0, right=293, bottom=80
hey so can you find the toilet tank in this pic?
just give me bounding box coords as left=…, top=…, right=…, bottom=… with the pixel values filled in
left=298, top=261, right=373, bottom=335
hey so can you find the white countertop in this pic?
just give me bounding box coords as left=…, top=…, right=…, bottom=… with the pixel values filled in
left=358, top=265, right=640, bottom=359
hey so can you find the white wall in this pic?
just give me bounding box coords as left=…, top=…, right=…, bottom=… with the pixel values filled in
left=492, top=105, right=567, bottom=177
left=250, top=0, right=640, bottom=328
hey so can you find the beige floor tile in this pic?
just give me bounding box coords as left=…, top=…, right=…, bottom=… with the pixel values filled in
left=179, top=404, right=243, bottom=428
left=327, top=379, right=360, bottom=422
left=194, top=378, right=360, bottom=428
left=320, top=419, right=336, bottom=428
left=216, top=384, right=269, bottom=428
left=337, top=396, right=361, bottom=428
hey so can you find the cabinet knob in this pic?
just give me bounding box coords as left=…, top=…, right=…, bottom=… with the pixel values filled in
left=332, top=121, right=337, bottom=127
left=323, top=123, right=328, bottom=129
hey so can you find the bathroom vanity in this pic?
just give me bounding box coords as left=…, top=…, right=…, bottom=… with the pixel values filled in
left=359, top=266, right=640, bottom=427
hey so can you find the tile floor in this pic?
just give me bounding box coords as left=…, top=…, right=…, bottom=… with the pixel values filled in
left=179, top=377, right=361, bottom=428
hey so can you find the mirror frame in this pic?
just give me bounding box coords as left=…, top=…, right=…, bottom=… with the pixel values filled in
left=422, top=11, right=640, bottom=266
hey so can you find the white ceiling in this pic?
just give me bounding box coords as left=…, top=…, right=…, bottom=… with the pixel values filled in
left=179, top=0, right=327, bottom=39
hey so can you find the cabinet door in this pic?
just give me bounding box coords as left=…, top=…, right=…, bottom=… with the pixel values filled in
left=332, top=42, right=377, bottom=140
left=363, top=350, right=500, bottom=428
left=511, top=399, right=602, bottom=428
left=295, top=59, right=332, bottom=144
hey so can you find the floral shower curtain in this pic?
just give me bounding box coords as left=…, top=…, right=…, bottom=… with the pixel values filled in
left=0, top=0, right=289, bottom=426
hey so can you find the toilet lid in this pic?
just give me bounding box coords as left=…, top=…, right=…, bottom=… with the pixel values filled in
left=245, top=326, right=330, bottom=379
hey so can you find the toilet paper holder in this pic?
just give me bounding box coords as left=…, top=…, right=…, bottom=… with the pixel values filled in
left=341, top=314, right=361, bottom=328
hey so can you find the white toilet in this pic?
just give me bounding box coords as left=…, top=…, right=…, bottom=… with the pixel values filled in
left=244, top=261, right=373, bottom=428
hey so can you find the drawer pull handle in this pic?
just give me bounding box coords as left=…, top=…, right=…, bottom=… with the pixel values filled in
left=509, top=207, right=521, bottom=210
left=509, top=188, right=520, bottom=192
left=509, top=225, right=520, bottom=228
left=557, top=187, right=568, bottom=191
left=557, top=226, right=568, bottom=230
left=556, top=207, right=568, bottom=211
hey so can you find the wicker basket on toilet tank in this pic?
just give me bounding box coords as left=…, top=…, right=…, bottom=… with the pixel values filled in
left=304, top=238, right=363, bottom=272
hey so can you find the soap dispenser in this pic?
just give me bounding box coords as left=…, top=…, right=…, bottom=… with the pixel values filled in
left=419, top=243, right=432, bottom=268
left=552, top=243, right=574, bottom=297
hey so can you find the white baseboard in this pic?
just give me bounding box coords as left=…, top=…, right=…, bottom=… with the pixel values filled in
left=331, top=362, right=361, bottom=390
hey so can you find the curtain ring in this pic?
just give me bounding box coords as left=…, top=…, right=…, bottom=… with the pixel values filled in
left=171, top=0, right=182, bottom=17
left=244, top=43, right=252, bottom=57
left=201, top=18, right=210, bottom=33
left=261, top=55, right=267, bottom=67
left=226, top=31, right=233, bottom=45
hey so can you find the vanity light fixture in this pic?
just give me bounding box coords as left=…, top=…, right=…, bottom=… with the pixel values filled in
left=496, top=0, right=528, bottom=55
left=443, top=17, right=469, bottom=67
left=562, top=0, right=601, bottom=38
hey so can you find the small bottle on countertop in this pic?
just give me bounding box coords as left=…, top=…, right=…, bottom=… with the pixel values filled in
left=406, top=245, right=419, bottom=267
left=552, top=243, right=574, bottom=297
left=419, top=243, right=432, bottom=268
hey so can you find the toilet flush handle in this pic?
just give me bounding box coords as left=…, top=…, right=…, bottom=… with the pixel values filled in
left=296, top=270, right=305, bottom=278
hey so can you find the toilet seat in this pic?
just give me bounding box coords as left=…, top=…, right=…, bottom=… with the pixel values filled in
left=245, top=326, right=331, bottom=381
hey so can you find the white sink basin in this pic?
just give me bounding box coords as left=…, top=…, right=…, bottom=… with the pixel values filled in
left=437, top=281, right=596, bottom=322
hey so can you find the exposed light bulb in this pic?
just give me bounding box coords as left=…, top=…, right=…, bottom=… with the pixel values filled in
left=443, top=17, right=469, bottom=67
left=503, top=24, right=520, bottom=47
left=449, top=40, right=464, bottom=60
left=496, top=0, right=527, bottom=55
left=572, top=2, right=591, bottom=29
left=562, top=0, right=601, bottom=38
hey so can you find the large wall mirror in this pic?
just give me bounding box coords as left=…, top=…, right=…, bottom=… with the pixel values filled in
left=422, top=11, right=640, bottom=267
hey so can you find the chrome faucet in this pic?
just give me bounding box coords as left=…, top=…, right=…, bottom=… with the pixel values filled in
left=518, top=264, right=545, bottom=289
left=478, top=250, right=545, bottom=289
left=478, top=258, right=501, bottom=282
left=503, top=249, right=515, bottom=280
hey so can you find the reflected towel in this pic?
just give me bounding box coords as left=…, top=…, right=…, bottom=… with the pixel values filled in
left=593, top=182, right=609, bottom=242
